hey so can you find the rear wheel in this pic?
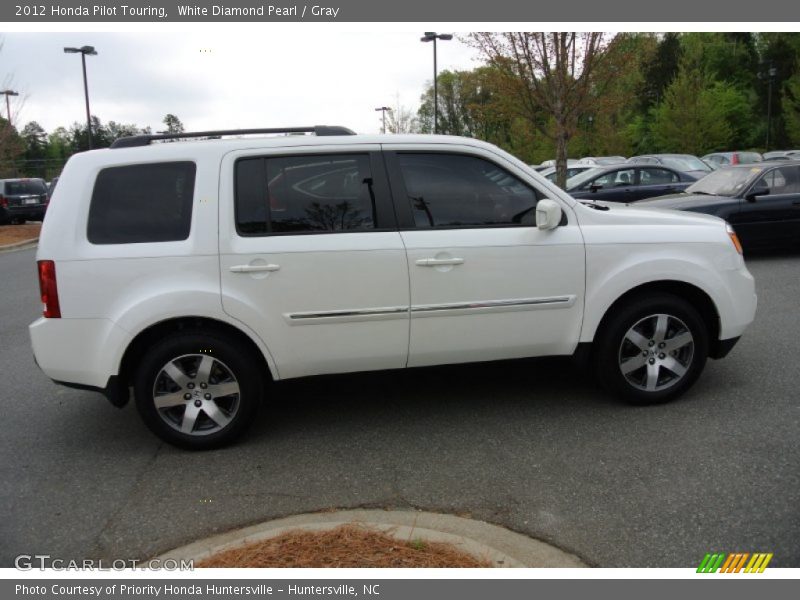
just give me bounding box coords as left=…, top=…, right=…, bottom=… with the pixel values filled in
left=594, top=294, right=709, bottom=404
left=134, top=332, right=262, bottom=449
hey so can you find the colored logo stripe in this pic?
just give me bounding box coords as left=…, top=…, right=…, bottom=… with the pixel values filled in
left=745, top=553, right=773, bottom=573
left=697, top=552, right=773, bottom=573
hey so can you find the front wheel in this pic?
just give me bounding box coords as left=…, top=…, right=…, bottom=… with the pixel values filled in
left=594, top=294, right=709, bottom=404
left=134, top=332, right=262, bottom=449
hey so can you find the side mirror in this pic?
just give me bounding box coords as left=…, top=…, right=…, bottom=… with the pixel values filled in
left=536, top=199, right=563, bottom=230
left=589, top=183, right=603, bottom=193
left=745, top=184, right=769, bottom=202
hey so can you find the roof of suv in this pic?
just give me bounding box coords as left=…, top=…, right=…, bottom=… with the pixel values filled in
left=72, top=133, right=519, bottom=164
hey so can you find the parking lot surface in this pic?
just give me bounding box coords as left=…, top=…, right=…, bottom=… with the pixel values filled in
left=1, top=247, right=798, bottom=567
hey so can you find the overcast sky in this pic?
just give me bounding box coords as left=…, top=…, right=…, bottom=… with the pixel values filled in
left=1, top=31, right=481, bottom=135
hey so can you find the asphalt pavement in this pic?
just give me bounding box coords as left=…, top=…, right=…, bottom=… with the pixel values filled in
left=1, top=246, right=798, bottom=567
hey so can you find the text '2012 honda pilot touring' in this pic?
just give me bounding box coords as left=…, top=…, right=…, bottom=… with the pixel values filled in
left=30, top=127, right=757, bottom=449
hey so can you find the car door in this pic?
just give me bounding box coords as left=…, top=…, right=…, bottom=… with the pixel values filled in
left=634, top=167, right=686, bottom=201
left=732, top=165, right=800, bottom=249
left=586, top=167, right=637, bottom=202
left=218, top=145, right=410, bottom=379
left=383, top=146, right=585, bottom=368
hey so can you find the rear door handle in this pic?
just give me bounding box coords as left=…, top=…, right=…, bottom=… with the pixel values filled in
left=415, top=258, right=465, bottom=267
left=229, top=264, right=281, bottom=273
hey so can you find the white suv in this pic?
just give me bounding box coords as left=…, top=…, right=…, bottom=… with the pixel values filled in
left=29, top=127, right=757, bottom=449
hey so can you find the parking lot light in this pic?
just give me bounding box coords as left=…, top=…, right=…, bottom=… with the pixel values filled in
left=64, top=45, right=98, bottom=150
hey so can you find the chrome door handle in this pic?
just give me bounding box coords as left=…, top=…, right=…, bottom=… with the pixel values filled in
left=229, top=264, right=281, bottom=273
left=415, top=258, right=465, bottom=267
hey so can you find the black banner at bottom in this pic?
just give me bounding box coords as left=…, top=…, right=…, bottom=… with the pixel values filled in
left=4, top=579, right=796, bottom=600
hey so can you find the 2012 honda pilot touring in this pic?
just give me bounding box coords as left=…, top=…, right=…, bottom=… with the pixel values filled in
left=30, top=127, right=757, bottom=449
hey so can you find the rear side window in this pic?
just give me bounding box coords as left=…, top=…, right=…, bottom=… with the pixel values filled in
left=235, top=154, right=375, bottom=235
left=87, top=162, right=196, bottom=244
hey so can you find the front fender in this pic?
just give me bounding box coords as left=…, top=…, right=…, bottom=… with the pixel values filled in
left=580, top=242, right=749, bottom=343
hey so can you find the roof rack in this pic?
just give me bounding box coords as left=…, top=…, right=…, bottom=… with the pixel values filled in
left=110, top=126, right=356, bottom=149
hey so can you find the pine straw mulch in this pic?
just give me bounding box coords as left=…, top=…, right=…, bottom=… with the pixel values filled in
left=196, top=524, right=492, bottom=568
left=0, top=222, right=41, bottom=246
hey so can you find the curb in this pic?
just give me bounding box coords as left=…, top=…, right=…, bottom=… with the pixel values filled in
left=156, top=509, right=588, bottom=568
left=0, top=238, right=38, bottom=253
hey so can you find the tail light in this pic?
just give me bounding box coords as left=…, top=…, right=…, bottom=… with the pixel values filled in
left=37, top=260, right=61, bottom=318
left=731, top=153, right=739, bottom=165
left=0, top=195, right=6, bottom=208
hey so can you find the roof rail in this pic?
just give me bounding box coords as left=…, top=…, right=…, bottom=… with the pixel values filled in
left=110, top=126, right=356, bottom=149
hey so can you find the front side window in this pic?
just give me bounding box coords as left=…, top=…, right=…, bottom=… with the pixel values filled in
left=236, top=154, right=375, bottom=235
left=396, top=153, right=541, bottom=228
left=87, top=162, right=196, bottom=244
left=590, top=168, right=636, bottom=188
left=755, top=166, right=799, bottom=194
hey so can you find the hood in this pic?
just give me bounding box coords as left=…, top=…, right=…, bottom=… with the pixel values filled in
left=635, top=192, right=737, bottom=211
left=576, top=199, right=725, bottom=227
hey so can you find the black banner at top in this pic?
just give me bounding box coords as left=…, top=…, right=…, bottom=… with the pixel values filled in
left=3, top=0, right=800, bottom=22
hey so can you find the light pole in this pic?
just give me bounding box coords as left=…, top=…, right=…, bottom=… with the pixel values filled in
left=758, top=61, right=777, bottom=151
left=375, top=106, right=392, bottom=134
left=766, top=65, right=777, bottom=151
left=0, top=89, right=19, bottom=123
left=64, top=45, right=98, bottom=150
left=420, top=32, right=452, bottom=134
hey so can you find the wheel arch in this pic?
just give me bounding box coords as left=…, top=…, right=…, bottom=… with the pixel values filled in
left=589, top=280, right=720, bottom=354
left=118, top=316, right=276, bottom=394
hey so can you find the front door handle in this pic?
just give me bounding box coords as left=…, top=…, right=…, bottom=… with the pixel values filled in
left=415, top=258, right=465, bottom=267
left=230, top=264, right=281, bottom=273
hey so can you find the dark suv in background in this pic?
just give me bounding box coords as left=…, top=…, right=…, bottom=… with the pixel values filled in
left=0, top=178, right=48, bottom=224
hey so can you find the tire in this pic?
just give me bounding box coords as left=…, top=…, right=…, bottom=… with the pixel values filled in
left=134, top=331, right=263, bottom=449
left=593, top=293, right=709, bottom=405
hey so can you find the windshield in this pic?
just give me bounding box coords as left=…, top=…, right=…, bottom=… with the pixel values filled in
left=5, top=180, right=47, bottom=195
left=685, top=167, right=760, bottom=196
left=566, top=167, right=605, bottom=190
left=660, top=156, right=711, bottom=172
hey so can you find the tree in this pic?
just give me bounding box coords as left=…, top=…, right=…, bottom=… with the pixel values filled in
left=639, top=32, right=681, bottom=110
left=162, top=114, right=185, bottom=134
left=650, top=63, right=733, bottom=154
left=385, top=95, right=419, bottom=134
left=783, top=62, right=800, bottom=145
left=470, top=32, right=614, bottom=187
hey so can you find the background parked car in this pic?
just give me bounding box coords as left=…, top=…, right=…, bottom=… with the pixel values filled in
left=577, top=156, right=626, bottom=166
left=638, top=161, right=800, bottom=251
left=47, top=176, right=59, bottom=203
left=763, top=150, right=800, bottom=161
left=566, top=164, right=698, bottom=202
left=538, top=164, right=595, bottom=185
left=0, top=178, right=48, bottom=224
left=531, top=158, right=580, bottom=172
left=701, top=151, right=763, bottom=167
left=627, top=154, right=712, bottom=179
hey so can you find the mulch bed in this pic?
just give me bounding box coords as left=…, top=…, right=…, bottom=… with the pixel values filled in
left=197, top=524, right=491, bottom=568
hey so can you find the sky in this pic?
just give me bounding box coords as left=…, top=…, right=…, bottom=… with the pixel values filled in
left=0, top=31, right=481, bottom=136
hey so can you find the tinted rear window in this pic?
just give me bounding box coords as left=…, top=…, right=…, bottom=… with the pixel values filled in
left=5, top=180, right=47, bottom=195
left=87, top=162, right=196, bottom=244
